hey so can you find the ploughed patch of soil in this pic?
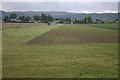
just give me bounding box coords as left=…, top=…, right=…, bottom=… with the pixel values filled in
left=27, top=28, right=118, bottom=45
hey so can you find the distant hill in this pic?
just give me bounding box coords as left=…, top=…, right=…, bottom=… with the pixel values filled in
left=0, top=10, right=118, bottom=20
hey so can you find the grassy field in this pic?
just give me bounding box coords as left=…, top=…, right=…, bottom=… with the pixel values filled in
left=90, top=23, right=118, bottom=30
left=0, top=23, right=2, bottom=78
left=2, top=23, right=118, bottom=78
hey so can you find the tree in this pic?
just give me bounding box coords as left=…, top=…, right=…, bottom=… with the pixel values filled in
left=115, top=19, right=118, bottom=21
left=10, top=13, right=17, bottom=19
left=60, top=18, right=64, bottom=23
left=18, top=16, right=31, bottom=22
left=74, top=19, right=78, bottom=24
left=40, top=13, right=53, bottom=23
left=87, top=16, right=92, bottom=23
left=64, top=18, right=71, bottom=23
left=3, top=16, right=9, bottom=22
left=73, top=19, right=81, bottom=24
left=41, top=13, right=47, bottom=23
left=33, top=15, right=40, bottom=21
left=71, top=18, right=75, bottom=23
left=55, top=18, right=60, bottom=20
left=24, top=16, right=31, bottom=22
left=18, top=16, right=26, bottom=22
left=83, top=17, right=87, bottom=23
left=47, top=15, right=53, bottom=22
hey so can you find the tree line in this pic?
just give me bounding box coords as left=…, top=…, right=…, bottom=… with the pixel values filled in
left=56, top=16, right=92, bottom=24
left=2, top=13, right=118, bottom=24
left=3, top=13, right=53, bottom=23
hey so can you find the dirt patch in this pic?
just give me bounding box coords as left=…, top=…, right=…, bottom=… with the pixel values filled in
left=27, top=28, right=118, bottom=45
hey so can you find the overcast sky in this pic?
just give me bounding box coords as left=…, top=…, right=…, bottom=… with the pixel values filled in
left=1, top=0, right=120, bottom=2
left=1, top=2, right=119, bottom=13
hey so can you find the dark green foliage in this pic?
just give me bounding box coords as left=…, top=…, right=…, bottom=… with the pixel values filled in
left=2, top=13, right=117, bottom=24
left=47, top=15, right=53, bottom=22
left=41, top=13, right=47, bottom=23
left=60, top=18, right=64, bottom=23
left=83, top=17, right=87, bottom=23
left=115, top=19, right=118, bottom=21
left=40, top=13, right=54, bottom=23
left=24, top=16, right=31, bottom=22
left=33, top=15, right=40, bottom=21
left=65, top=18, right=71, bottom=23
left=10, top=13, right=17, bottom=19
left=74, top=19, right=82, bottom=24
left=55, top=18, right=60, bottom=20
left=3, top=16, right=9, bottom=22
left=18, top=16, right=26, bottom=22
left=18, top=16, right=31, bottom=22
left=3, top=13, right=54, bottom=23
left=87, top=16, right=92, bottom=23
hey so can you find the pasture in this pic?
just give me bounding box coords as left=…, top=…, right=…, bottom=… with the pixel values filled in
left=2, top=23, right=118, bottom=78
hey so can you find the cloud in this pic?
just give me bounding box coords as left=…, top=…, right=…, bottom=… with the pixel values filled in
left=0, top=3, right=2, bottom=10
left=2, top=2, right=118, bottom=13
left=81, top=11, right=93, bottom=14
left=104, top=10, right=118, bottom=13
left=59, top=0, right=119, bottom=2
left=67, top=10, right=118, bottom=14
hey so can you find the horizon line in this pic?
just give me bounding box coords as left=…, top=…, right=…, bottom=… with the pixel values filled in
left=1, top=10, right=118, bottom=14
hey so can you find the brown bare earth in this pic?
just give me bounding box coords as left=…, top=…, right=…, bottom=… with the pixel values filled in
left=28, top=26, right=118, bottom=45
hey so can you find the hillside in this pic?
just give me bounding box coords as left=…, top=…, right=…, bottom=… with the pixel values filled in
left=0, top=10, right=118, bottom=20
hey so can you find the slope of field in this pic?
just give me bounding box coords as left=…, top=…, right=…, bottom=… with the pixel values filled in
left=2, top=23, right=59, bottom=44
left=2, top=23, right=118, bottom=78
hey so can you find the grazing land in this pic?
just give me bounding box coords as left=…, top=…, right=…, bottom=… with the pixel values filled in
left=2, top=23, right=118, bottom=78
left=90, top=23, right=118, bottom=30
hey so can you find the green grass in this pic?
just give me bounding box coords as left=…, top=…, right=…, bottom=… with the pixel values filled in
left=2, top=23, right=118, bottom=78
left=3, top=23, right=59, bottom=44
left=0, top=25, right=2, bottom=78
left=89, top=23, right=118, bottom=30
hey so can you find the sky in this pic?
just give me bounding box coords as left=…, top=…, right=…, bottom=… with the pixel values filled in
left=1, top=0, right=120, bottom=2
left=1, top=2, right=119, bottom=13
